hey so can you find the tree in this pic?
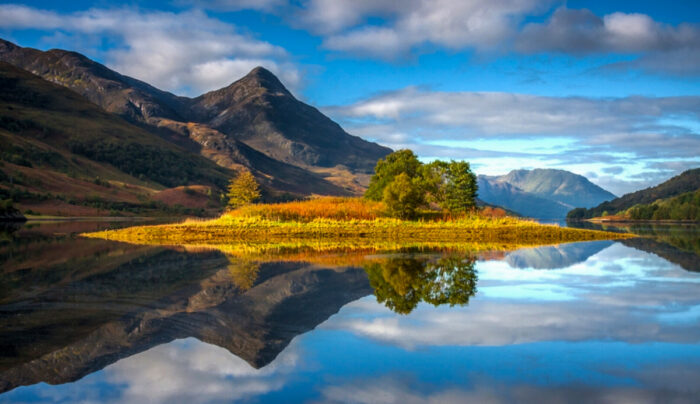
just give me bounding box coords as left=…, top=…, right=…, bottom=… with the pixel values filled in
left=383, top=173, right=423, bottom=219
left=442, top=161, right=477, bottom=214
left=420, top=160, right=477, bottom=214
left=227, top=170, right=260, bottom=209
left=365, top=149, right=422, bottom=201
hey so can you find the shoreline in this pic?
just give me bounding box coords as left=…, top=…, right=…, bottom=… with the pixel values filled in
left=83, top=216, right=635, bottom=247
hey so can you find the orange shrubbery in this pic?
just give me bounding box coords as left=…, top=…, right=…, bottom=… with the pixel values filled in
left=225, top=197, right=385, bottom=221
left=481, top=206, right=507, bottom=218
left=224, top=197, right=511, bottom=222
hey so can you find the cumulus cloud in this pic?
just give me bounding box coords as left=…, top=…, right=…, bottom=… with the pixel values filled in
left=175, top=0, right=287, bottom=12
left=517, top=7, right=700, bottom=75
left=0, top=4, right=301, bottom=95
left=312, top=0, right=548, bottom=60
left=250, top=1, right=700, bottom=73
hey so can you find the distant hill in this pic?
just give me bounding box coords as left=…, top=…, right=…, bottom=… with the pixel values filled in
left=568, top=168, right=700, bottom=219
left=0, top=39, right=391, bottom=196
left=477, top=177, right=571, bottom=219
left=499, top=169, right=616, bottom=209
left=478, top=169, right=615, bottom=219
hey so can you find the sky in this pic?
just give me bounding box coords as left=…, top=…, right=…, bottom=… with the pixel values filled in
left=0, top=0, right=699, bottom=195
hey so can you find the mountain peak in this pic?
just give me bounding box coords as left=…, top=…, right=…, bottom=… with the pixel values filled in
left=239, top=66, right=290, bottom=95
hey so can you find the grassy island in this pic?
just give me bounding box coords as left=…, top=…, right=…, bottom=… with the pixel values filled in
left=83, top=197, right=633, bottom=250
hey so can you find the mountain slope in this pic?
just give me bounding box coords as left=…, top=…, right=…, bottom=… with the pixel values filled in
left=189, top=67, right=391, bottom=173
left=568, top=168, right=700, bottom=219
left=477, top=176, right=572, bottom=218
left=0, top=39, right=188, bottom=124
left=0, top=39, right=391, bottom=193
left=0, top=62, right=349, bottom=214
left=500, top=169, right=616, bottom=208
left=0, top=61, right=238, bottom=215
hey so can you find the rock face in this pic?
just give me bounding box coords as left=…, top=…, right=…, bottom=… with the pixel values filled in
left=0, top=39, right=391, bottom=195
left=478, top=169, right=616, bottom=219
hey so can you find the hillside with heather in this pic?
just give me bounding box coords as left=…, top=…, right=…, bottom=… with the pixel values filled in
left=568, top=168, right=700, bottom=220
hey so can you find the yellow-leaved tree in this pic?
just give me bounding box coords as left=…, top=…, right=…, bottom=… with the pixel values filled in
left=227, top=170, right=260, bottom=210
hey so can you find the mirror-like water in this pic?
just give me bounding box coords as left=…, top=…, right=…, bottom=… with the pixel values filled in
left=1, top=221, right=698, bottom=403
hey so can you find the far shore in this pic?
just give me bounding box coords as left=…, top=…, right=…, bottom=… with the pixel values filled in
left=585, top=217, right=699, bottom=224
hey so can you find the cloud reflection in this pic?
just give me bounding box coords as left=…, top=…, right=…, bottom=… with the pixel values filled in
left=322, top=243, right=700, bottom=348
left=102, top=338, right=300, bottom=404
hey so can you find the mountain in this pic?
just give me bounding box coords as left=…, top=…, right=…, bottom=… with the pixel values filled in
left=189, top=67, right=391, bottom=173
left=568, top=168, right=700, bottom=219
left=0, top=62, right=351, bottom=216
left=499, top=169, right=616, bottom=209
left=0, top=61, right=234, bottom=215
left=0, top=38, right=188, bottom=123
left=477, top=177, right=571, bottom=219
left=0, top=39, right=391, bottom=197
left=477, top=169, right=615, bottom=218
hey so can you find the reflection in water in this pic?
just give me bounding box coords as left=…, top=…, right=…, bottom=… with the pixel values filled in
left=569, top=221, right=700, bottom=271
left=0, top=221, right=698, bottom=403
left=504, top=240, right=612, bottom=269
left=365, top=255, right=477, bottom=314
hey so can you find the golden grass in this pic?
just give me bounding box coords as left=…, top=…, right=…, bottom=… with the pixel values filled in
left=83, top=197, right=633, bottom=252
left=225, top=197, right=385, bottom=221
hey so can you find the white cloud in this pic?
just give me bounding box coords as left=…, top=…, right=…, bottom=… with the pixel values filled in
left=517, top=7, right=700, bottom=75
left=285, top=1, right=700, bottom=73
left=175, top=0, right=287, bottom=12
left=0, top=5, right=301, bottom=95
left=325, top=87, right=700, bottom=194
left=313, top=0, right=548, bottom=60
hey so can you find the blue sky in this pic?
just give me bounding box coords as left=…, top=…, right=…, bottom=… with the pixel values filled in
left=1, top=0, right=699, bottom=194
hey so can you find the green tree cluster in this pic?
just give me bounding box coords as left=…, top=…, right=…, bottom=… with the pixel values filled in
left=625, top=190, right=699, bottom=221
left=227, top=170, right=261, bottom=210
left=365, top=149, right=478, bottom=219
left=364, top=254, right=478, bottom=314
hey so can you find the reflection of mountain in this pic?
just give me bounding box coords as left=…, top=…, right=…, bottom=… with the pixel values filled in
left=566, top=221, right=699, bottom=272
left=622, top=237, right=699, bottom=272
left=0, top=224, right=373, bottom=393
left=504, top=241, right=613, bottom=269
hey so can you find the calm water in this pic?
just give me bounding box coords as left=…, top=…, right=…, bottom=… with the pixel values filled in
left=1, top=220, right=699, bottom=403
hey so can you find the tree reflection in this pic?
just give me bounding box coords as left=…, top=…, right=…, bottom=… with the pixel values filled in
left=364, top=254, right=478, bottom=314
left=226, top=257, right=261, bottom=291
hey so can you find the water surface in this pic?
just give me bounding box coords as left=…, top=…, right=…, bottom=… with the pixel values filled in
left=1, top=221, right=698, bottom=403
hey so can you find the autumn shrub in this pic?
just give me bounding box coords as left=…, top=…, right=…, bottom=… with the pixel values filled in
left=225, top=197, right=385, bottom=221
